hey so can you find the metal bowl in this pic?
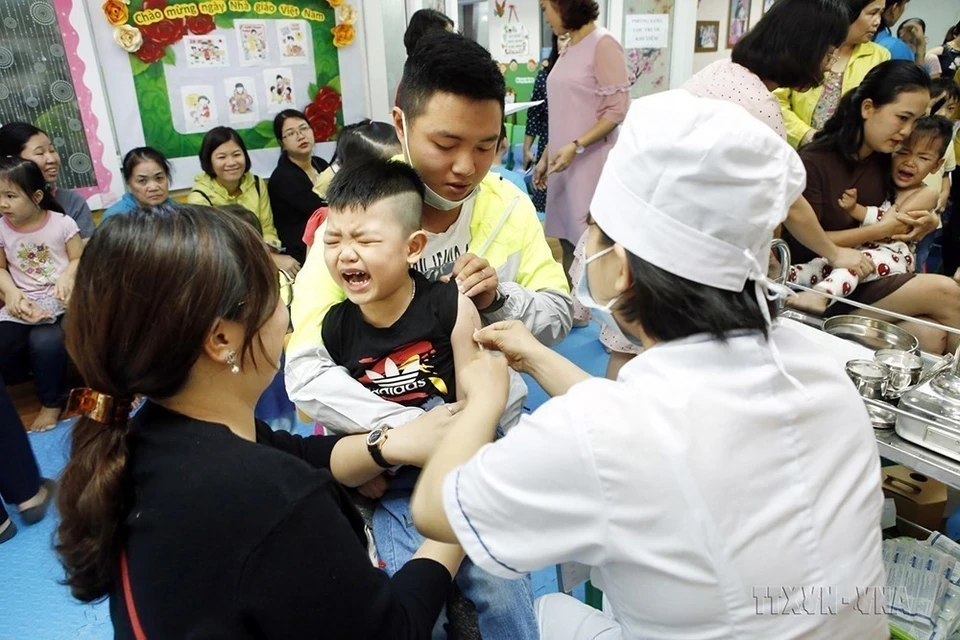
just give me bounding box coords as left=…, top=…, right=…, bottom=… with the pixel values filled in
left=823, top=316, right=920, bottom=354
left=846, top=359, right=890, bottom=399
left=874, top=349, right=924, bottom=395
left=866, top=403, right=897, bottom=430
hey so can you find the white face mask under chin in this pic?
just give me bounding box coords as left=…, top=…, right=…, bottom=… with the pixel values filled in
left=400, top=111, right=480, bottom=211
left=576, top=246, right=644, bottom=348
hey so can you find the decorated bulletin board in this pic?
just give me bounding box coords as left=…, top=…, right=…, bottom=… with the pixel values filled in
left=0, top=0, right=123, bottom=207
left=489, top=0, right=540, bottom=128
left=87, top=0, right=368, bottom=192
left=623, top=0, right=674, bottom=99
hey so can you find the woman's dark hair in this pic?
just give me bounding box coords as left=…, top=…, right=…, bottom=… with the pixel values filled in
left=930, top=77, right=960, bottom=115
left=332, top=119, right=401, bottom=168
left=808, top=60, right=931, bottom=162
left=199, top=127, right=250, bottom=178
left=550, top=0, right=600, bottom=31
left=732, top=0, right=848, bottom=91
left=0, top=121, right=46, bottom=157
left=545, top=34, right=560, bottom=77
left=56, top=203, right=279, bottom=602
left=403, top=8, right=454, bottom=56
left=121, top=147, right=171, bottom=183
left=272, top=109, right=308, bottom=144
left=220, top=203, right=263, bottom=237
left=398, top=32, right=505, bottom=121
left=943, top=19, right=960, bottom=44
left=595, top=226, right=769, bottom=342
left=0, top=156, right=63, bottom=213
left=897, top=16, right=925, bottom=36
left=844, top=0, right=880, bottom=23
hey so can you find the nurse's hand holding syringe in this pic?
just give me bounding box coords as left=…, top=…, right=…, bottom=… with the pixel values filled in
left=473, top=321, right=591, bottom=398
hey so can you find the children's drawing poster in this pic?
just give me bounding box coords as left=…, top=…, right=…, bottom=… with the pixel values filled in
left=185, top=35, right=229, bottom=67
left=263, top=68, right=295, bottom=112
left=180, top=85, right=217, bottom=132
left=488, top=0, right=540, bottom=127
left=622, top=0, right=675, bottom=99
left=277, top=20, right=308, bottom=65
left=88, top=0, right=358, bottom=177
left=224, top=76, right=258, bottom=125
left=235, top=19, right=268, bottom=66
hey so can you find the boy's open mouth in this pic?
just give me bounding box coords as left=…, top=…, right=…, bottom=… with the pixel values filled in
left=340, top=269, right=371, bottom=290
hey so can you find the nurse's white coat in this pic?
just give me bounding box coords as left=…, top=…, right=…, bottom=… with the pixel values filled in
left=444, top=324, right=888, bottom=639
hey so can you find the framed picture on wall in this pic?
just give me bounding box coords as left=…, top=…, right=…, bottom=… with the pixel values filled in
left=726, top=0, right=751, bottom=48
left=762, top=0, right=776, bottom=15
left=695, top=21, right=719, bottom=53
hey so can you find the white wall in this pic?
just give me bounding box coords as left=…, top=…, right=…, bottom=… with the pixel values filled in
left=692, top=0, right=763, bottom=73
left=894, top=0, right=959, bottom=52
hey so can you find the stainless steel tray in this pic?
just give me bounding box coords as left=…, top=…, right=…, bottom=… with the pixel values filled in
left=823, top=315, right=920, bottom=354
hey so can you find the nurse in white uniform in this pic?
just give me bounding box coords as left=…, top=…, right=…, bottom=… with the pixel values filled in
left=411, top=90, right=889, bottom=639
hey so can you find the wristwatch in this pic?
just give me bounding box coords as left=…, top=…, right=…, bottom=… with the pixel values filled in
left=481, top=287, right=509, bottom=314
left=366, top=425, right=393, bottom=468
left=573, top=139, right=586, bottom=155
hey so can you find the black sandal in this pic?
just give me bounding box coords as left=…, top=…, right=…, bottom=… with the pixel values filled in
left=0, top=518, right=17, bottom=544
left=20, top=478, right=56, bottom=526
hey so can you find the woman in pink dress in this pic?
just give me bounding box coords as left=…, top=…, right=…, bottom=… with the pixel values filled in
left=533, top=0, right=629, bottom=281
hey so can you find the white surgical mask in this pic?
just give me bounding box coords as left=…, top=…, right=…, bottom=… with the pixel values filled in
left=400, top=110, right=479, bottom=211
left=575, top=245, right=643, bottom=348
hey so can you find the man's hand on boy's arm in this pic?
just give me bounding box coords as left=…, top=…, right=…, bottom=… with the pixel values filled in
left=449, top=253, right=499, bottom=311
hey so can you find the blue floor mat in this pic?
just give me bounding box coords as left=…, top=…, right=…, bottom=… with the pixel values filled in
left=0, top=323, right=608, bottom=638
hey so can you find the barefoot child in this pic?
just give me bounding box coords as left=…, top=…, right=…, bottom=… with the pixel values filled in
left=0, top=157, right=82, bottom=430
left=790, top=116, right=951, bottom=312
left=319, top=159, right=537, bottom=639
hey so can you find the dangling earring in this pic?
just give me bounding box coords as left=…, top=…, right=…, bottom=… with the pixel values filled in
left=226, top=351, right=240, bottom=374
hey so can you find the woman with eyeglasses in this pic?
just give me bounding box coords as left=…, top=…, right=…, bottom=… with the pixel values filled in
left=267, top=110, right=331, bottom=265
left=56, top=202, right=466, bottom=638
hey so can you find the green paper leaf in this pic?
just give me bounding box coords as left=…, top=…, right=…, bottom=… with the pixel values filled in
left=162, top=47, right=176, bottom=66
left=326, top=76, right=341, bottom=94
left=214, top=13, right=234, bottom=29
left=252, top=119, right=275, bottom=140
left=308, top=82, right=319, bottom=100
left=129, top=54, right=149, bottom=76
left=263, top=138, right=280, bottom=149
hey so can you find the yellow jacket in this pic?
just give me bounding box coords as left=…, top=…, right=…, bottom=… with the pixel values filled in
left=186, top=172, right=281, bottom=246
left=285, top=168, right=572, bottom=432
left=774, top=42, right=890, bottom=148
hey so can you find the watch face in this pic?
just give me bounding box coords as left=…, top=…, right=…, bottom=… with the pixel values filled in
left=366, top=428, right=385, bottom=447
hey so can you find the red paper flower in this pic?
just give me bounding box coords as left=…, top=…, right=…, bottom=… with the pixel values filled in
left=142, top=0, right=168, bottom=9
left=135, top=38, right=165, bottom=63
left=305, top=109, right=337, bottom=142
left=186, top=14, right=215, bottom=35
left=312, top=86, right=342, bottom=115
left=141, top=17, right=186, bottom=47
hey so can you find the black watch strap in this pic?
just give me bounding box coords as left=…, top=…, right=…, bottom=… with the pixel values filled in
left=369, top=444, right=392, bottom=469
left=481, top=288, right=508, bottom=314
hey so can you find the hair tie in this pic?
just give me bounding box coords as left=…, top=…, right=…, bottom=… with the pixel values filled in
left=64, top=388, right=135, bottom=427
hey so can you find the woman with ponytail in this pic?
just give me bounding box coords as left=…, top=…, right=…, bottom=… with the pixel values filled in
left=929, top=19, right=960, bottom=78
left=789, top=60, right=960, bottom=354
left=55, top=203, right=470, bottom=638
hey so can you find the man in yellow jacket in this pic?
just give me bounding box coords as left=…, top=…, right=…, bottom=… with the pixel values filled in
left=286, top=32, right=572, bottom=432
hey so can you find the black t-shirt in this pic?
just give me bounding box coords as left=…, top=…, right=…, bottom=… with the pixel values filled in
left=323, top=271, right=459, bottom=408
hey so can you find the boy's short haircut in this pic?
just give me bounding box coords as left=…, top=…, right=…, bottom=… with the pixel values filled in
left=930, top=77, right=960, bottom=115
left=219, top=203, right=263, bottom=237
left=327, top=159, right=425, bottom=234
left=908, top=115, right=954, bottom=158
left=397, top=32, right=505, bottom=122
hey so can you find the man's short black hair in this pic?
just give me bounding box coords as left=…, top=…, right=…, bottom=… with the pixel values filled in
left=731, top=0, right=848, bottom=92
left=907, top=115, right=954, bottom=158
left=327, top=159, right=425, bottom=233
left=404, top=9, right=454, bottom=56
left=397, top=32, right=505, bottom=121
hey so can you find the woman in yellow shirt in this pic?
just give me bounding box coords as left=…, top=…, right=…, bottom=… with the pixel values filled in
left=187, top=127, right=300, bottom=274
left=774, top=0, right=890, bottom=148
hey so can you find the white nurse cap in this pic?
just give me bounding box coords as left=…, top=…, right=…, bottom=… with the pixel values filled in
left=591, top=89, right=806, bottom=296
left=591, top=90, right=808, bottom=389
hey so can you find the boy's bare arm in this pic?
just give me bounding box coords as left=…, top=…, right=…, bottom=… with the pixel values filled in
left=899, top=185, right=940, bottom=214
left=450, top=293, right=482, bottom=403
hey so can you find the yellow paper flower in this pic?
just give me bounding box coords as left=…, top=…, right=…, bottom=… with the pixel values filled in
left=102, top=0, right=129, bottom=26
left=336, top=4, right=357, bottom=25
left=327, top=0, right=344, bottom=7
left=331, top=23, right=355, bottom=48
left=114, top=24, right=143, bottom=52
